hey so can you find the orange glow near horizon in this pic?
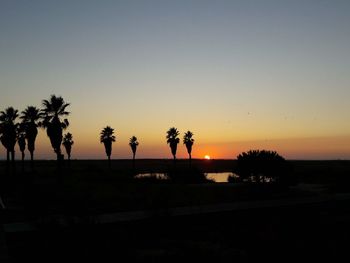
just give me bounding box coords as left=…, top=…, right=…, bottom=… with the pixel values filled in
left=204, top=155, right=211, bottom=160
left=1, top=131, right=350, bottom=160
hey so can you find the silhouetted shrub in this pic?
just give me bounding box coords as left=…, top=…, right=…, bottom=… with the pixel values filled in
left=234, top=150, right=294, bottom=185
left=134, top=172, right=169, bottom=183
left=166, top=167, right=208, bottom=183
left=227, top=173, right=241, bottom=183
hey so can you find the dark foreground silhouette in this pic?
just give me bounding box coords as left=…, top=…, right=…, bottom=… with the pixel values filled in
left=1, top=159, right=350, bottom=263
left=3, top=196, right=350, bottom=263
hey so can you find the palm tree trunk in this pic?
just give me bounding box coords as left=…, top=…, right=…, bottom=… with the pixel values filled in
left=189, top=153, right=192, bottom=168
left=11, top=151, right=15, bottom=166
left=68, top=154, right=71, bottom=167
left=56, top=152, right=63, bottom=171
left=10, top=150, right=16, bottom=173
left=56, top=152, right=63, bottom=184
left=132, top=153, right=135, bottom=169
left=21, top=151, right=25, bottom=172
left=30, top=151, right=34, bottom=169
left=6, top=150, right=9, bottom=162
left=56, top=153, right=60, bottom=163
left=6, top=150, right=10, bottom=171
left=108, top=156, right=111, bottom=168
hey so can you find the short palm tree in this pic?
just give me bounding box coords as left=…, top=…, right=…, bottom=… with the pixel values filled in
left=0, top=107, right=19, bottom=164
left=129, top=136, right=139, bottom=168
left=166, top=127, right=180, bottom=163
left=20, top=106, right=42, bottom=167
left=41, top=95, right=70, bottom=163
left=100, top=126, right=115, bottom=168
left=62, top=132, right=74, bottom=161
left=183, top=131, right=194, bottom=166
left=17, top=123, right=26, bottom=163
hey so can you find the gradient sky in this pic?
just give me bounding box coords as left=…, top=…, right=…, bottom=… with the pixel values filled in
left=1, top=0, right=350, bottom=160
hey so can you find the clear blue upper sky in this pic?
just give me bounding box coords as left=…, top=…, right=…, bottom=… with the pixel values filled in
left=1, top=0, right=350, bottom=159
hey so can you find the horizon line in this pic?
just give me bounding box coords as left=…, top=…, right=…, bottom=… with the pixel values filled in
left=1, top=158, right=349, bottom=162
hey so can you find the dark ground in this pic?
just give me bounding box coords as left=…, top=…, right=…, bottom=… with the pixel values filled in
left=1, top=159, right=350, bottom=262
left=4, top=198, right=350, bottom=263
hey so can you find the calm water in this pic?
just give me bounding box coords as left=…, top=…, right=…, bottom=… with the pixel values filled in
left=205, top=172, right=236, bottom=183
left=136, top=172, right=235, bottom=183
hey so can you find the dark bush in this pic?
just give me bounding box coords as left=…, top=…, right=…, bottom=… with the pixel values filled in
left=166, top=167, right=208, bottom=183
left=234, top=150, right=294, bottom=185
left=227, top=173, right=241, bottom=183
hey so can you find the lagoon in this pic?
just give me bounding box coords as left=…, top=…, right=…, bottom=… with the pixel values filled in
left=136, top=172, right=235, bottom=183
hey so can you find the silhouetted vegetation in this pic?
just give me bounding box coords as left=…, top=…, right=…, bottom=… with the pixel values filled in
left=20, top=106, right=43, bottom=167
left=0, top=107, right=19, bottom=166
left=232, top=150, right=293, bottom=185
left=41, top=95, right=70, bottom=165
left=166, top=127, right=180, bottom=163
left=129, top=136, right=139, bottom=168
left=166, top=167, right=209, bottom=184
left=17, top=123, right=26, bottom=165
left=62, top=132, right=74, bottom=162
left=100, top=126, right=116, bottom=168
left=134, top=172, right=168, bottom=183
left=183, top=130, right=194, bottom=167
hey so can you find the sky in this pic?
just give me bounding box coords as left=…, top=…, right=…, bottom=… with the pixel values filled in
left=1, top=0, right=350, bottom=160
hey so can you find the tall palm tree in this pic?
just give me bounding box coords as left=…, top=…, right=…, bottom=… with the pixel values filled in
left=17, top=123, right=26, bottom=163
left=0, top=107, right=19, bottom=165
left=166, top=127, right=180, bottom=163
left=62, top=132, right=74, bottom=162
left=129, top=136, right=139, bottom=168
left=183, top=131, right=194, bottom=166
left=20, top=106, right=42, bottom=167
left=100, top=126, right=115, bottom=168
left=41, top=95, right=70, bottom=164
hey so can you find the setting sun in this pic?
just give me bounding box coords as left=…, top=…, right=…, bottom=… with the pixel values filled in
left=204, top=155, right=211, bottom=160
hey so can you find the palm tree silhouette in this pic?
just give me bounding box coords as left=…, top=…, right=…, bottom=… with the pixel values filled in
left=100, top=126, right=115, bottom=168
left=17, top=123, right=26, bottom=164
left=41, top=95, right=70, bottom=164
left=20, top=106, right=42, bottom=167
left=183, top=131, right=194, bottom=166
left=166, top=127, right=180, bottom=163
left=0, top=107, right=19, bottom=166
left=129, top=136, right=139, bottom=168
left=62, top=132, right=74, bottom=162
